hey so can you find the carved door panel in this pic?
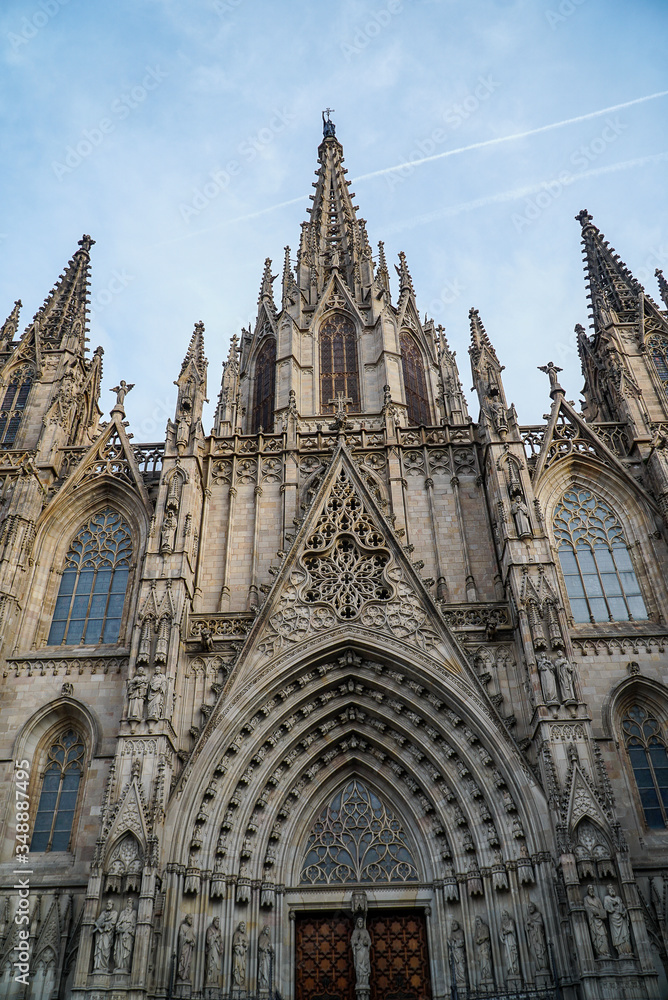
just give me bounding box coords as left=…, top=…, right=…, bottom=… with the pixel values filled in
left=295, top=912, right=355, bottom=1000
left=369, top=912, right=432, bottom=1000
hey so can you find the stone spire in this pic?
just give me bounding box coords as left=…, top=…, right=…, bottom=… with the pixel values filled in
left=299, top=112, right=367, bottom=297
left=576, top=209, right=644, bottom=332
left=258, top=257, right=277, bottom=319
left=179, top=320, right=208, bottom=381
left=214, top=334, right=240, bottom=436
left=173, top=322, right=208, bottom=456
left=376, top=241, right=390, bottom=293
left=0, top=300, right=21, bottom=352
left=469, top=307, right=510, bottom=439
left=27, top=235, right=94, bottom=353
left=395, top=251, right=415, bottom=297
left=656, top=268, right=668, bottom=310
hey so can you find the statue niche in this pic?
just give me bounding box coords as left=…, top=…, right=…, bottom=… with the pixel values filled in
left=104, top=834, right=143, bottom=894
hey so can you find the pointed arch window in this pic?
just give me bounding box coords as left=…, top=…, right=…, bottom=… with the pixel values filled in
left=320, top=312, right=360, bottom=414
left=0, top=364, right=34, bottom=447
left=623, top=705, right=668, bottom=828
left=30, top=729, right=85, bottom=852
left=48, top=508, right=132, bottom=646
left=648, top=334, right=668, bottom=391
left=554, top=486, right=647, bottom=623
left=400, top=332, right=430, bottom=425
left=251, top=336, right=276, bottom=433
left=300, top=778, right=419, bottom=884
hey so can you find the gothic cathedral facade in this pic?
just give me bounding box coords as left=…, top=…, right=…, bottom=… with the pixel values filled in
left=2, top=117, right=668, bottom=1000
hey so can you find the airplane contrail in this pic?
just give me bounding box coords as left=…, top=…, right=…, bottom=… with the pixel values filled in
left=149, top=90, right=668, bottom=248
left=384, top=151, right=668, bottom=233
left=350, top=90, right=668, bottom=182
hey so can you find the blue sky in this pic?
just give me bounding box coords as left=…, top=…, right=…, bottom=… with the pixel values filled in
left=1, top=0, right=667, bottom=436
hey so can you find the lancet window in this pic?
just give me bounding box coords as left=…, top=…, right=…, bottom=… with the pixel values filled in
left=251, top=335, right=276, bottom=433
left=30, top=729, right=85, bottom=852
left=300, top=778, right=419, bottom=884
left=553, top=486, right=647, bottom=623
left=0, top=364, right=34, bottom=447
left=320, top=312, right=360, bottom=414
left=622, top=705, right=668, bottom=828
left=400, top=332, right=430, bottom=425
left=649, top=334, right=668, bottom=391
left=48, top=508, right=132, bottom=646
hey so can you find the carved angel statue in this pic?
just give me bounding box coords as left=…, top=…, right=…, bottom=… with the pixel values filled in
left=110, top=380, right=134, bottom=407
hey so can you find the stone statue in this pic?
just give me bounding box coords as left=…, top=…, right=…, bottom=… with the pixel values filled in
left=474, top=916, right=493, bottom=982
left=92, top=900, right=118, bottom=973
left=500, top=909, right=520, bottom=977
left=537, top=653, right=559, bottom=705
left=232, top=921, right=248, bottom=987
left=160, top=511, right=178, bottom=553
left=604, top=885, right=633, bottom=955
left=257, top=924, right=274, bottom=991
left=113, top=899, right=136, bottom=973
left=554, top=655, right=577, bottom=704
left=510, top=491, right=532, bottom=538
left=204, top=916, right=222, bottom=987
left=127, top=665, right=148, bottom=721
left=176, top=913, right=195, bottom=984
left=110, top=380, right=134, bottom=408
left=146, top=667, right=167, bottom=721
left=449, top=919, right=467, bottom=988
left=351, top=915, right=372, bottom=988
left=584, top=885, right=610, bottom=958
left=525, top=902, right=549, bottom=972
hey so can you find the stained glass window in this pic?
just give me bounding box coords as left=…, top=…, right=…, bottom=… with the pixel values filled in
left=649, top=334, right=668, bottom=390
left=300, top=778, right=419, bottom=884
left=0, top=365, right=33, bottom=447
left=320, top=313, right=360, bottom=414
left=30, top=729, right=85, bottom=852
left=554, top=486, right=647, bottom=623
left=400, top=332, right=430, bottom=425
left=623, top=706, right=668, bottom=828
left=251, top=336, right=276, bottom=433
left=48, top=508, right=132, bottom=646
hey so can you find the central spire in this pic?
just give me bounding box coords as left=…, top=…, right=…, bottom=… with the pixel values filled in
left=296, top=113, right=372, bottom=298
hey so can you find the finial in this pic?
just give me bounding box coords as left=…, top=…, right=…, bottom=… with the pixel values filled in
left=322, top=108, right=336, bottom=138
left=656, top=269, right=668, bottom=309
left=538, top=361, right=564, bottom=398
left=110, top=379, right=134, bottom=416
left=78, top=235, right=96, bottom=253
left=575, top=209, right=593, bottom=228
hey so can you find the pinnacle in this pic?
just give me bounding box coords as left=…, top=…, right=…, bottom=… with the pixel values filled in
left=180, top=321, right=208, bottom=378
left=468, top=307, right=501, bottom=368
left=26, top=235, right=94, bottom=351
left=576, top=210, right=643, bottom=323
left=258, top=258, right=277, bottom=313
left=656, top=268, right=668, bottom=309
left=0, top=299, right=22, bottom=348
left=396, top=251, right=415, bottom=296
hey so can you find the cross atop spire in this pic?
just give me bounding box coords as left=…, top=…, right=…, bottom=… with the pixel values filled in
left=322, top=108, right=336, bottom=138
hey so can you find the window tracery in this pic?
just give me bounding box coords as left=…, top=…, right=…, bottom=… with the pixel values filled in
left=0, top=364, right=34, bottom=447
left=648, top=334, right=668, bottom=390
left=251, top=336, right=276, bottom=433
left=553, top=486, right=647, bottom=623
left=320, top=312, right=360, bottom=414
left=400, top=332, right=430, bottom=425
left=623, top=705, right=668, bottom=828
left=30, top=729, right=85, bottom=852
left=300, top=778, right=419, bottom=884
left=48, top=507, right=132, bottom=646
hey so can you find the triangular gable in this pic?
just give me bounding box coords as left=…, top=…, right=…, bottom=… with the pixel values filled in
left=312, top=271, right=367, bottom=330
left=0, top=318, right=43, bottom=377
left=53, top=413, right=151, bottom=511
left=532, top=396, right=660, bottom=513
left=566, top=764, right=612, bottom=834
left=33, top=896, right=61, bottom=965
left=103, top=777, right=149, bottom=851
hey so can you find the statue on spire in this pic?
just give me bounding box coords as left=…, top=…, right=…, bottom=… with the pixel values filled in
left=322, top=108, right=336, bottom=138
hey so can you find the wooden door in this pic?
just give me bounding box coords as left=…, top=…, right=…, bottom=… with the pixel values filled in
left=369, top=912, right=433, bottom=1000
left=295, top=912, right=355, bottom=1000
